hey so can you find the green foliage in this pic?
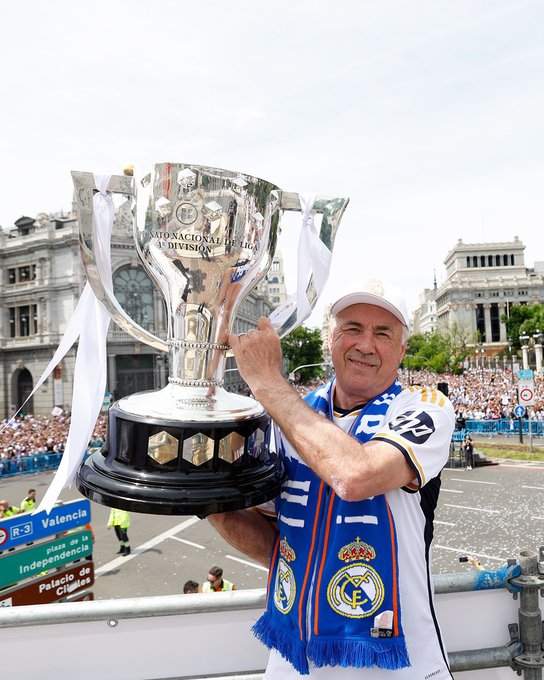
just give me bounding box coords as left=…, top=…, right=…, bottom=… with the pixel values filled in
left=501, top=304, right=544, bottom=350
left=280, top=326, right=325, bottom=382
left=403, top=324, right=476, bottom=375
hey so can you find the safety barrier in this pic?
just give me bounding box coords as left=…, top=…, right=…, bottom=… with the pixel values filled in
left=0, top=445, right=103, bottom=479
left=1, top=548, right=544, bottom=678
left=464, top=419, right=544, bottom=437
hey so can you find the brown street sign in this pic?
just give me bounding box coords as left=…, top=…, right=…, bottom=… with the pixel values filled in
left=0, top=561, right=94, bottom=607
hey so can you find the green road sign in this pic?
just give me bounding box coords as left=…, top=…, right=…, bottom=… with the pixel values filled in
left=0, top=530, right=93, bottom=589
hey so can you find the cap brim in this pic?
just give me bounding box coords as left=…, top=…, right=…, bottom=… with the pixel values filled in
left=331, top=293, right=409, bottom=328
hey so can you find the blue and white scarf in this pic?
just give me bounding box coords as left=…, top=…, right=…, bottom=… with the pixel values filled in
left=253, top=378, right=410, bottom=674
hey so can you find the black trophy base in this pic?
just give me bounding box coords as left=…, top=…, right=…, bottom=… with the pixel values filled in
left=76, top=404, right=285, bottom=517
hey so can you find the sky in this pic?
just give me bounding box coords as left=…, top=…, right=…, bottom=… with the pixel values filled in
left=1, top=0, right=543, bottom=327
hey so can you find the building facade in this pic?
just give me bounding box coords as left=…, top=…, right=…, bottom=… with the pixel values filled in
left=421, top=238, right=544, bottom=354
left=0, top=205, right=279, bottom=417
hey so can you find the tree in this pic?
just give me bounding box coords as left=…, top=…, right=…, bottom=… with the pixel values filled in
left=280, top=326, right=325, bottom=382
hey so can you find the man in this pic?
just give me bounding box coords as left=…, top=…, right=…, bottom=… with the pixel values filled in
left=183, top=580, right=200, bottom=594
left=201, top=566, right=236, bottom=592
left=20, top=488, right=36, bottom=512
left=208, top=278, right=455, bottom=679
left=0, top=500, right=20, bottom=518
left=107, top=508, right=131, bottom=556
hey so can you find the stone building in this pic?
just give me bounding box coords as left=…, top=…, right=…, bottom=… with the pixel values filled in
left=414, top=237, right=544, bottom=355
left=0, top=206, right=278, bottom=418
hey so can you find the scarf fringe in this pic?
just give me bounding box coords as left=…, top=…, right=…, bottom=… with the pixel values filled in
left=252, top=612, right=310, bottom=675
left=307, top=635, right=411, bottom=671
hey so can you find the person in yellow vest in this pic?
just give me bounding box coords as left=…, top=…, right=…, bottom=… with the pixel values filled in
left=201, top=566, right=236, bottom=592
left=107, top=508, right=131, bottom=556
left=20, top=488, right=36, bottom=512
left=0, top=499, right=20, bottom=518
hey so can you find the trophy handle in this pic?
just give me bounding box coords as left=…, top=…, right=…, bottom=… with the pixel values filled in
left=72, top=171, right=169, bottom=353
left=272, top=191, right=349, bottom=339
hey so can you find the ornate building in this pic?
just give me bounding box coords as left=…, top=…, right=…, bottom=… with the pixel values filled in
left=0, top=204, right=276, bottom=417
left=418, top=237, right=544, bottom=353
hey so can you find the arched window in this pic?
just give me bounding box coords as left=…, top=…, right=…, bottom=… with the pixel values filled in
left=113, top=266, right=155, bottom=329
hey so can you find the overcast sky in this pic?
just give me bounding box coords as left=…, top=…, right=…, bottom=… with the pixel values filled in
left=1, top=0, right=543, bottom=325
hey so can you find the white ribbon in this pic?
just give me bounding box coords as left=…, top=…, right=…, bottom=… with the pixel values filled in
left=269, top=193, right=332, bottom=330
left=34, top=175, right=114, bottom=514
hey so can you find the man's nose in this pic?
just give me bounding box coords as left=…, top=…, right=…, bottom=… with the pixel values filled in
left=354, top=331, right=375, bottom=353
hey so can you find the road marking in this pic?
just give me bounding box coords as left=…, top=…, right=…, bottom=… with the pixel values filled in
left=95, top=516, right=201, bottom=577
left=169, top=536, right=205, bottom=549
left=435, top=520, right=456, bottom=526
left=434, top=544, right=506, bottom=563
left=523, top=486, right=544, bottom=491
left=225, top=554, right=269, bottom=572
left=443, top=504, right=500, bottom=514
left=440, top=488, right=463, bottom=494
left=450, top=478, right=497, bottom=485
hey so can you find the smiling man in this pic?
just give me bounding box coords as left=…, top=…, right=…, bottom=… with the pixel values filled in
left=208, top=278, right=455, bottom=679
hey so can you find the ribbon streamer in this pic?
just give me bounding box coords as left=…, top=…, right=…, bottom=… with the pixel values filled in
left=268, top=193, right=332, bottom=331
left=34, top=175, right=114, bottom=514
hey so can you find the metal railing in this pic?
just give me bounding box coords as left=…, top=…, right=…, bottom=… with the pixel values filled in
left=1, top=549, right=544, bottom=677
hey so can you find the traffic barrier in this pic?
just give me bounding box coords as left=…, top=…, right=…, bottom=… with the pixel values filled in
left=0, top=445, right=103, bottom=479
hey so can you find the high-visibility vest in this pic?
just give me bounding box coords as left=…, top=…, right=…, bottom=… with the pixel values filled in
left=107, top=509, right=130, bottom=529
left=3, top=506, right=20, bottom=517
left=20, top=497, right=36, bottom=512
left=202, top=578, right=235, bottom=592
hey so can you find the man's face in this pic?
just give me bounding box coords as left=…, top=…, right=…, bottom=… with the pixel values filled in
left=330, top=303, right=407, bottom=409
left=207, top=573, right=221, bottom=588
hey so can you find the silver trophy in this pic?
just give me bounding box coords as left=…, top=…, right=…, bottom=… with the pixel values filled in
left=72, top=164, right=348, bottom=516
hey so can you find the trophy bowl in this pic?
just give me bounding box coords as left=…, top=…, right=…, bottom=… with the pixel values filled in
left=72, top=163, right=348, bottom=516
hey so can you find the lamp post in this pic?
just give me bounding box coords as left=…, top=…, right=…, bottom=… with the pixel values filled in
left=288, top=362, right=333, bottom=382
left=519, top=334, right=530, bottom=370
left=533, top=329, right=543, bottom=375
left=507, top=338, right=515, bottom=384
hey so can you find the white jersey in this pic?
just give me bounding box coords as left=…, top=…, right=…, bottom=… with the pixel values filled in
left=264, top=385, right=455, bottom=680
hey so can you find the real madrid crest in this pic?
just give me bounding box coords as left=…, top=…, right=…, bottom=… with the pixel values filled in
left=273, top=538, right=297, bottom=615
left=327, top=537, right=385, bottom=619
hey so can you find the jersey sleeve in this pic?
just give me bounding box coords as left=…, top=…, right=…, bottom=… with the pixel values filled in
left=372, top=386, right=455, bottom=492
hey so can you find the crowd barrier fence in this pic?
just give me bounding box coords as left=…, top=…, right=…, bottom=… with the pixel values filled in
left=0, top=445, right=103, bottom=479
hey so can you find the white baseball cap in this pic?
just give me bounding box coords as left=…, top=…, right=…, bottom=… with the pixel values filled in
left=330, top=277, right=411, bottom=331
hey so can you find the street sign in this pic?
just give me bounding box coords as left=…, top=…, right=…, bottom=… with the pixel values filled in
left=0, top=562, right=94, bottom=607
left=0, top=498, right=91, bottom=551
left=514, top=405, right=526, bottom=418
left=518, top=379, right=535, bottom=406
left=518, top=369, right=534, bottom=379
left=0, top=529, right=93, bottom=589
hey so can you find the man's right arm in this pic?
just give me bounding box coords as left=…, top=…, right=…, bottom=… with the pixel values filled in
left=208, top=509, right=278, bottom=568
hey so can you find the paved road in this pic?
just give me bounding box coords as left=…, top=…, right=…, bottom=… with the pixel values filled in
left=1, top=459, right=544, bottom=600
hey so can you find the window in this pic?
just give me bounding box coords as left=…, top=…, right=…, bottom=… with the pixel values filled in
left=495, top=255, right=501, bottom=266
left=472, top=256, right=478, bottom=267
left=466, top=257, right=471, bottom=267
left=488, top=255, right=493, bottom=266
left=503, top=254, right=508, bottom=266
left=7, top=264, right=36, bottom=284
left=510, top=254, right=514, bottom=266
left=8, top=304, right=38, bottom=338
left=480, top=256, right=486, bottom=267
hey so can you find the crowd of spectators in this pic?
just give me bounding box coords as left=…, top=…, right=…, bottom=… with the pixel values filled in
left=292, top=367, right=544, bottom=421
left=1, top=367, right=543, bottom=474
left=0, top=412, right=107, bottom=472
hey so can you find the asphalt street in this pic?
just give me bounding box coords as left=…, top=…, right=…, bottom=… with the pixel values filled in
left=1, top=458, right=543, bottom=600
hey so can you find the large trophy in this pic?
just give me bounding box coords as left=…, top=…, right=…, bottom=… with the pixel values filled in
left=72, top=164, right=348, bottom=516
